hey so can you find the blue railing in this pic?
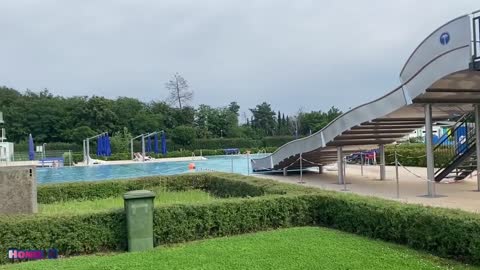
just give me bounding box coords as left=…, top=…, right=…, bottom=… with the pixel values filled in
left=433, top=112, right=475, bottom=180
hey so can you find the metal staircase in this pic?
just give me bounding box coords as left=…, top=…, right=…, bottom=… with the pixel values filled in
left=433, top=15, right=480, bottom=181
left=433, top=112, right=476, bottom=182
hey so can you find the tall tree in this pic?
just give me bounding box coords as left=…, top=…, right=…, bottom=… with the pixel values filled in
left=165, top=73, right=193, bottom=109
left=250, top=102, right=276, bottom=136
left=277, top=111, right=281, bottom=129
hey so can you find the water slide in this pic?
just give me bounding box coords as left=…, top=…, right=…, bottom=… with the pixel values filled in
left=252, top=12, right=480, bottom=172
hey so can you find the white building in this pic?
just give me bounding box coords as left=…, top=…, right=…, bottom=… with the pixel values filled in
left=0, top=111, right=14, bottom=162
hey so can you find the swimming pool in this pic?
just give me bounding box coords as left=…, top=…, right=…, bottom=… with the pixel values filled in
left=36, top=155, right=268, bottom=184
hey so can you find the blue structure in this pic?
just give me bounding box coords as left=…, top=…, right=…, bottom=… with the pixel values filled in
left=161, top=132, right=167, bottom=155
left=154, top=133, right=159, bottom=154
left=95, top=133, right=111, bottom=157
left=146, top=136, right=151, bottom=153
left=455, top=126, right=468, bottom=155
left=224, top=148, right=240, bottom=155
left=28, top=134, right=35, bottom=161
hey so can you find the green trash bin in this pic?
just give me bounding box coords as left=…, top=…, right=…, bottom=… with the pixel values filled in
left=123, top=190, right=156, bottom=252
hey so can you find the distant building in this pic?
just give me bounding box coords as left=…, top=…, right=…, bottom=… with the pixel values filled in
left=404, top=121, right=455, bottom=142
left=0, top=111, right=14, bottom=162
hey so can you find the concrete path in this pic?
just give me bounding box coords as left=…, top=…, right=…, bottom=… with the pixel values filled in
left=255, top=164, right=480, bottom=213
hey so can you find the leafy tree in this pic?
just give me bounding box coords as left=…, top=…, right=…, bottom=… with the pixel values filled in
left=170, top=125, right=196, bottom=147
left=228, top=102, right=240, bottom=116
left=0, top=86, right=341, bottom=148
left=110, top=127, right=132, bottom=153
left=62, top=126, right=96, bottom=143
left=250, top=102, right=276, bottom=136
left=297, top=106, right=342, bottom=135
left=165, top=73, right=193, bottom=109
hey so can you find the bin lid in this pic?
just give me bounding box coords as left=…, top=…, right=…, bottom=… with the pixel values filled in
left=123, top=190, right=156, bottom=200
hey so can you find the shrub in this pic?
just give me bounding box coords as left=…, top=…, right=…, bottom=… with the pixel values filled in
left=36, top=174, right=268, bottom=204
left=187, top=138, right=262, bottom=150
left=15, top=142, right=83, bottom=152
left=2, top=173, right=480, bottom=265
left=385, top=143, right=454, bottom=167
left=261, top=136, right=296, bottom=147
left=170, top=126, right=196, bottom=147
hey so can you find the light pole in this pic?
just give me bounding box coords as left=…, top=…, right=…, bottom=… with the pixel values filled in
left=42, top=143, right=47, bottom=160
left=220, top=130, right=224, bottom=138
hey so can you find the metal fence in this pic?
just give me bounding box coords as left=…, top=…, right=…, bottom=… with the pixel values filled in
left=3, top=150, right=73, bottom=166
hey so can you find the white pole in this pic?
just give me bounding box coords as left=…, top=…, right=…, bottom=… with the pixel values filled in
left=379, top=144, right=386, bottom=180
left=476, top=104, right=480, bottom=192
left=86, top=138, right=90, bottom=166
left=342, top=156, right=348, bottom=191
left=425, top=104, right=435, bottom=197
left=395, top=145, right=399, bottom=199
left=247, top=153, right=250, bottom=176
left=82, top=139, right=86, bottom=164
left=360, top=152, right=364, bottom=176
left=299, top=152, right=304, bottom=183
left=69, top=150, right=72, bottom=166
left=337, top=147, right=344, bottom=185
left=130, top=139, right=134, bottom=161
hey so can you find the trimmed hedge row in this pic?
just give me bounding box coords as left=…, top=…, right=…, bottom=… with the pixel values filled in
left=1, top=173, right=480, bottom=265
left=15, top=136, right=296, bottom=153
left=384, top=143, right=452, bottom=167
left=173, top=136, right=296, bottom=151
left=37, top=174, right=273, bottom=204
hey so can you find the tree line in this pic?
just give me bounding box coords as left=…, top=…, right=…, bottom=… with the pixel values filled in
left=0, top=78, right=342, bottom=147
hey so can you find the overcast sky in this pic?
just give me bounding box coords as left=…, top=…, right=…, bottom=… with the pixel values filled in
left=1, top=1, right=479, bottom=119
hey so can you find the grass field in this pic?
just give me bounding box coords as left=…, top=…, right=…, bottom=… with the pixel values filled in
left=1, top=227, right=476, bottom=270
left=39, top=188, right=216, bottom=215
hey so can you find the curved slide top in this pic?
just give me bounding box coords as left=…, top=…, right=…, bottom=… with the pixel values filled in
left=252, top=12, right=480, bottom=172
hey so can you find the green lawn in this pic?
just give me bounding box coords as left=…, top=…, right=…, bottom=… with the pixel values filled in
left=1, top=227, right=476, bottom=270
left=39, top=188, right=216, bottom=215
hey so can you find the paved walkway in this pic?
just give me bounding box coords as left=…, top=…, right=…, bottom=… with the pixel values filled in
left=255, top=164, right=480, bottom=213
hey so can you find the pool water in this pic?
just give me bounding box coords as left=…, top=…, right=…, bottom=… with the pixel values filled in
left=36, top=155, right=268, bottom=184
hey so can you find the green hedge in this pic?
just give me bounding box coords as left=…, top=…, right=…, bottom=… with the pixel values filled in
left=385, top=143, right=454, bottom=167
left=37, top=174, right=269, bottom=204
left=2, top=173, right=480, bottom=265
left=262, top=136, right=297, bottom=147
left=17, top=136, right=295, bottom=154
left=71, top=147, right=277, bottom=163
left=15, top=142, right=83, bottom=152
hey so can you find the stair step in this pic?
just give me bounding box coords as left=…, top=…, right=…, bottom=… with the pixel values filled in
left=457, top=166, right=477, bottom=170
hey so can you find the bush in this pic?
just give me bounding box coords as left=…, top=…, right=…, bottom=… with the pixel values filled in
left=262, top=136, right=296, bottom=147
left=36, top=174, right=268, bottom=204
left=185, top=138, right=262, bottom=151
left=2, top=173, right=480, bottom=265
left=15, top=142, right=82, bottom=152
left=170, top=126, right=196, bottom=147
left=385, top=143, right=453, bottom=167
